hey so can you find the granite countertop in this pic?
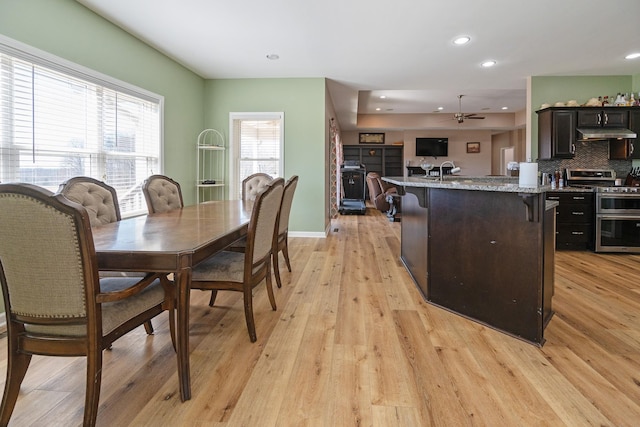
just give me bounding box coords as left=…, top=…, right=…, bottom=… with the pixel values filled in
left=382, top=175, right=549, bottom=194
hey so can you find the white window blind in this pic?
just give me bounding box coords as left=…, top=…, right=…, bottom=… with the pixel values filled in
left=230, top=113, right=283, bottom=199
left=0, top=37, right=162, bottom=216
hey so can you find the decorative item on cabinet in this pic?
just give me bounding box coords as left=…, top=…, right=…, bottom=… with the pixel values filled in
left=197, top=129, right=226, bottom=203
left=359, top=132, right=385, bottom=144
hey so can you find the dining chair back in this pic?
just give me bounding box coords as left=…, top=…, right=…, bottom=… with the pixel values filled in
left=191, top=178, right=285, bottom=342
left=58, top=176, right=121, bottom=226
left=58, top=176, right=157, bottom=334
left=273, top=175, right=299, bottom=288
left=0, top=183, right=175, bottom=427
left=142, top=174, right=184, bottom=213
left=242, top=172, right=273, bottom=202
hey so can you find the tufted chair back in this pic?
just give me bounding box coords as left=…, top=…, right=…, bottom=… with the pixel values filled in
left=242, top=173, right=273, bottom=202
left=142, top=175, right=184, bottom=214
left=58, top=176, right=121, bottom=227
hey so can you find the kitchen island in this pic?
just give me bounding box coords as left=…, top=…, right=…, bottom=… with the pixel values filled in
left=383, top=176, right=556, bottom=345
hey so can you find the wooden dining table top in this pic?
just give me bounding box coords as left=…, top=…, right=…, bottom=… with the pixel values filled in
left=91, top=199, right=252, bottom=402
left=93, top=200, right=252, bottom=271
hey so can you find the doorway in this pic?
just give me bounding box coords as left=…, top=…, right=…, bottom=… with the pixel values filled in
left=500, top=146, right=515, bottom=176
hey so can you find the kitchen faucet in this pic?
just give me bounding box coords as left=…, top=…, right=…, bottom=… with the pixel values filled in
left=439, top=161, right=461, bottom=181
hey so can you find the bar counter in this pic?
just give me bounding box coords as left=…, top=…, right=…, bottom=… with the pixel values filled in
left=382, top=175, right=556, bottom=345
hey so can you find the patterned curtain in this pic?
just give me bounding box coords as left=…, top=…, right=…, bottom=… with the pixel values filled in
left=329, top=118, right=342, bottom=218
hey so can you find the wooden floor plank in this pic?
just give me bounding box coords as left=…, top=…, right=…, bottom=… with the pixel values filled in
left=2, top=207, right=640, bottom=426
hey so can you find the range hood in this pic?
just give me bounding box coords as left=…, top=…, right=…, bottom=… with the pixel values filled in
left=577, top=127, right=637, bottom=140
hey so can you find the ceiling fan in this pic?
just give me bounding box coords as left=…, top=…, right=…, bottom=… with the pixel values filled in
left=454, top=94, right=485, bottom=123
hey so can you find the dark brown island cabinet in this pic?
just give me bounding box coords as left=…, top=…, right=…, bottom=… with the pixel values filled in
left=384, top=176, right=556, bottom=346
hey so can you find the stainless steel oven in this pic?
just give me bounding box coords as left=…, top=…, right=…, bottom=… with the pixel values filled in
left=595, top=190, right=640, bottom=253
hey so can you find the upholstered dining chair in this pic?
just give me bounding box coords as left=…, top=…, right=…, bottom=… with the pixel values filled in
left=242, top=172, right=273, bottom=202
left=0, top=183, right=175, bottom=427
left=58, top=176, right=156, bottom=335
left=272, top=175, right=298, bottom=289
left=58, top=176, right=121, bottom=226
left=142, top=174, right=184, bottom=213
left=191, top=178, right=285, bottom=342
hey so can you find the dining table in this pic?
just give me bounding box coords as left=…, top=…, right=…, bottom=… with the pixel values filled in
left=91, top=200, right=252, bottom=401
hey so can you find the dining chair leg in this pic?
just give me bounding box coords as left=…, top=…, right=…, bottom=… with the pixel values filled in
left=160, top=275, right=177, bottom=351
left=168, top=309, right=177, bottom=352
left=282, top=240, right=292, bottom=272
left=0, top=345, right=32, bottom=425
left=143, top=320, right=154, bottom=334
left=243, top=287, right=257, bottom=342
left=273, top=251, right=283, bottom=289
left=208, top=290, right=218, bottom=307
left=84, top=346, right=103, bottom=427
left=266, top=265, right=277, bottom=311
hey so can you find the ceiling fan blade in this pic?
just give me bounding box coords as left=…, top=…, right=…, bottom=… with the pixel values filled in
left=465, top=116, right=485, bottom=119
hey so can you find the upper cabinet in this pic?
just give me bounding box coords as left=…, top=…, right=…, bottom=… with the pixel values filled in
left=577, top=109, right=628, bottom=128
left=538, top=109, right=576, bottom=159
left=630, top=109, right=640, bottom=160
left=538, top=106, right=640, bottom=160
left=610, top=109, right=640, bottom=160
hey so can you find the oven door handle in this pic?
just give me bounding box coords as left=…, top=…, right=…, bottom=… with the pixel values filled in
left=597, top=214, right=640, bottom=221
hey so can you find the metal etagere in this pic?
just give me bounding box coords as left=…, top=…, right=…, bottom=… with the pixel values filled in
left=196, top=128, right=225, bottom=203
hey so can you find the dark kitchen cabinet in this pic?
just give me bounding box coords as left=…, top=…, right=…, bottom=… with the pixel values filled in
left=342, top=144, right=404, bottom=176
left=609, top=109, right=640, bottom=160
left=630, top=109, right=640, bottom=160
left=577, top=109, right=628, bottom=128
left=538, top=109, right=576, bottom=159
left=546, top=191, right=594, bottom=250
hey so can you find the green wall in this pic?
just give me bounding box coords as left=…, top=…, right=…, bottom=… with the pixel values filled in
left=530, top=75, right=635, bottom=159
left=204, top=78, right=327, bottom=233
left=0, top=0, right=206, bottom=204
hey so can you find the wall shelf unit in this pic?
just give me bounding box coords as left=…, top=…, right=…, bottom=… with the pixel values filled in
left=197, top=129, right=226, bottom=203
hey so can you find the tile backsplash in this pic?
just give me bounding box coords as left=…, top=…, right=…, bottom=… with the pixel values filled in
left=537, top=139, right=632, bottom=179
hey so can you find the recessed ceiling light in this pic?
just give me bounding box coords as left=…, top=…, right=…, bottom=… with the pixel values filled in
left=375, top=108, right=381, bottom=111
left=625, top=52, right=640, bottom=59
left=266, top=54, right=279, bottom=60
left=501, top=106, right=508, bottom=110
left=453, top=36, right=471, bottom=45
left=437, top=106, right=444, bottom=111
left=379, top=95, right=386, bottom=99
left=481, top=60, right=497, bottom=68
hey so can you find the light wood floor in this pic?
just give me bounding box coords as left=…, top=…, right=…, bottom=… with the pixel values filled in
left=2, top=207, right=640, bottom=426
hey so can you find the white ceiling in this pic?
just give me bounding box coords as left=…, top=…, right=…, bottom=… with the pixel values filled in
left=77, top=0, right=640, bottom=131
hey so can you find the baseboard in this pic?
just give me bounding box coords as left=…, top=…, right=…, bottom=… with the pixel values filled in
left=289, top=230, right=327, bottom=238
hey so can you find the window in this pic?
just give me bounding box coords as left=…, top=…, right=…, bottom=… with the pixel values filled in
left=229, top=112, right=283, bottom=199
left=0, top=36, right=162, bottom=217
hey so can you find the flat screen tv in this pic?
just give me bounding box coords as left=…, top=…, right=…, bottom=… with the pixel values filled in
left=416, top=138, right=448, bottom=157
